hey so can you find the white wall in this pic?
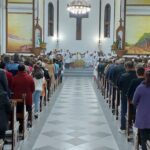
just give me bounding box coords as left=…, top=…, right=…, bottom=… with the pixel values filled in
left=44, top=0, right=58, bottom=51
left=114, top=0, right=121, bottom=40
left=45, top=0, right=100, bottom=53
left=100, top=0, right=115, bottom=55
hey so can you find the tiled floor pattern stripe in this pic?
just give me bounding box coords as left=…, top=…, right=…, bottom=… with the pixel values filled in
left=32, top=77, right=119, bottom=150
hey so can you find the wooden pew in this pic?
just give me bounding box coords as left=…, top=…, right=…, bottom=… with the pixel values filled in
left=108, top=81, right=113, bottom=108
left=5, top=101, right=20, bottom=150
left=133, top=129, right=140, bottom=150
left=29, top=104, right=35, bottom=127
left=40, top=80, right=48, bottom=112
left=102, top=76, right=106, bottom=98
left=46, top=79, right=51, bottom=101
left=13, top=95, right=28, bottom=140
left=111, top=84, right=116, bottom=115
left=115, top=87, right=120, bottom=120
left=126, top=100, right=135, bottom=142
left=0, top=139, right=4, bottom=150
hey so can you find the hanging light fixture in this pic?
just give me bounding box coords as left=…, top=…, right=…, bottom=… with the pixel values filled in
left=67, top=0, right=91, bottom=15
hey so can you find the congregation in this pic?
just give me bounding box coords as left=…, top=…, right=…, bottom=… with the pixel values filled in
left=0, top=49, right=100, bottom=150
left=0, top=52, right=64, bottom=149
left=96, top=57, right=150, bottom=150
left=1, top=50, right=150, bottom=150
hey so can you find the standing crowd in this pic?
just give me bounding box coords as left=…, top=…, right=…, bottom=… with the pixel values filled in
left=47, top=49, right=100, bottom=69
left=0, top=53, right=64, bottom=145
left=97, top=57, right=150, bottom=150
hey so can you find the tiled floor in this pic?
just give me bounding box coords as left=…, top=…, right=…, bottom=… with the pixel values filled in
left=32, top=77, right=120, bottom=150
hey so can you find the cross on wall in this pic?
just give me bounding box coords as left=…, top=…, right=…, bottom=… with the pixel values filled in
left=70, top=13, right=89, bottom=40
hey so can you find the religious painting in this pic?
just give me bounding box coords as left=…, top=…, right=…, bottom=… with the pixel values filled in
left=8, top=0, right=33, bottom=3
left=34, top=23, right=42, bottom=48
left=126, top=0, right=150, bottom=5
left=7, top=13, right=33, bottom=53
left=117, top=30, right=123, bottom=50
left=125, top=16, right=150, bottom=54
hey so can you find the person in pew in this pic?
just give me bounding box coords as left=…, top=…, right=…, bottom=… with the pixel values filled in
left=133, top=70, right=150, bottom=150
left=12, top=64, right=35, bottom=129
left=5, top=54, right=20, bottom=76
left=0, top=62, right=13, bottom=96
left=53, top=58, right=59, bottom=82
left=45, top=59, right=55, bottom=91
left=127, top=67, right=145, bottom=132
left=0, top=69, right=11, bottom=141
left=97, top=59, right=107, bottom=88
left=32, top=64, right=44, bottom=119
left=56, top=55, right=64, bottom=83
left=24, top=58, right=33, bottom=75
left=145, top=60, right=150, bottom=71
left=127, top=67, right=145, bottom=102
left=118, top=61, right=137, bottom=133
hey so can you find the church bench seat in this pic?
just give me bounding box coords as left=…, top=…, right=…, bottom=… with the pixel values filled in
left=0, top=139, right=4, bottom=150
left=46, top=79, right=51, bottom=101
left=5, top=101, right=20, bottom=150
left=11, top=95, right=28, bottom=140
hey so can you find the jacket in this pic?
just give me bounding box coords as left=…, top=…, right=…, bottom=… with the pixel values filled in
left=0, top=69, right=11, bottom=131
left=12, top=71, right=35, bottom=106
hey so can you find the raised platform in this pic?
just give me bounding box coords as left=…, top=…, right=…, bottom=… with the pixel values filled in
left=64, top=68, right=94, bottom=77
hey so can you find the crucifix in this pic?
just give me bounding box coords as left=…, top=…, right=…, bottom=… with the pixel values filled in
left=70, top=13, right=89, bottom=40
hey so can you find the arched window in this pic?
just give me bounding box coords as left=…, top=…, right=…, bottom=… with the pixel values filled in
left=104, top=4, right=111, bottom=38
left=48, top=2, right=54, bottom=36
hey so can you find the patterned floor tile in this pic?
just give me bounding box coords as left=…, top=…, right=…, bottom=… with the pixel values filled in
left=66, top=138, right=87, bottom=146
left=42, top=131, right=62, bottom=137
left=31, top=77, right=120, bottom=150
left=33, top=145, right=59, bottom=150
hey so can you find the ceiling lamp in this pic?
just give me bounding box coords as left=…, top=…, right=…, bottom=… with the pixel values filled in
left=67, top=0, right=91, bottom=15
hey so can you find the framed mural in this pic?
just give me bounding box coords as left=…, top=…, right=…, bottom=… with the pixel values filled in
left=125, top=0, right=150, bottom=54
left=8, top=0, right=33, bottom=4
left=125, top=16, right=150, bottom=54
left=126, top=0, right=150, bottom=5
left=7, top=13, right=33, bottom=53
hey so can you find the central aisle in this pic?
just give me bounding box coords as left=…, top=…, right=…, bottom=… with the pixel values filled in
left=32, top=77, right=119, bottom=150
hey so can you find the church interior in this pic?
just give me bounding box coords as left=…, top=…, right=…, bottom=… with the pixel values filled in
left=0, top=0, right=150, bottom=150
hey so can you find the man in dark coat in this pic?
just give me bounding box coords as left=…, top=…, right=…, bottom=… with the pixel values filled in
left=127, top=67, right=145, bottom=123
left=0, top=69, right=11, bottom=140
left=0, top=62, right=13, bottom=95
left=118, top=61, right=137, bottom=133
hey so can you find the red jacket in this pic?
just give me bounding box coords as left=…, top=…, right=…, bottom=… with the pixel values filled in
left=12, top=71, right=35, bottom=106
left=4, top=70, right=13, bottom=90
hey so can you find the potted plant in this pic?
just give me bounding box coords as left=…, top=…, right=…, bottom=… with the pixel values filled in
left=111, top=41, right=127, bottom=57
left=32, top=47, right=42, bottom=56
left=111, top=42, right=117, bottom=51
left=39, top=39, right=46, bottom=49
left=116, top=49, right=127, bottom=58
